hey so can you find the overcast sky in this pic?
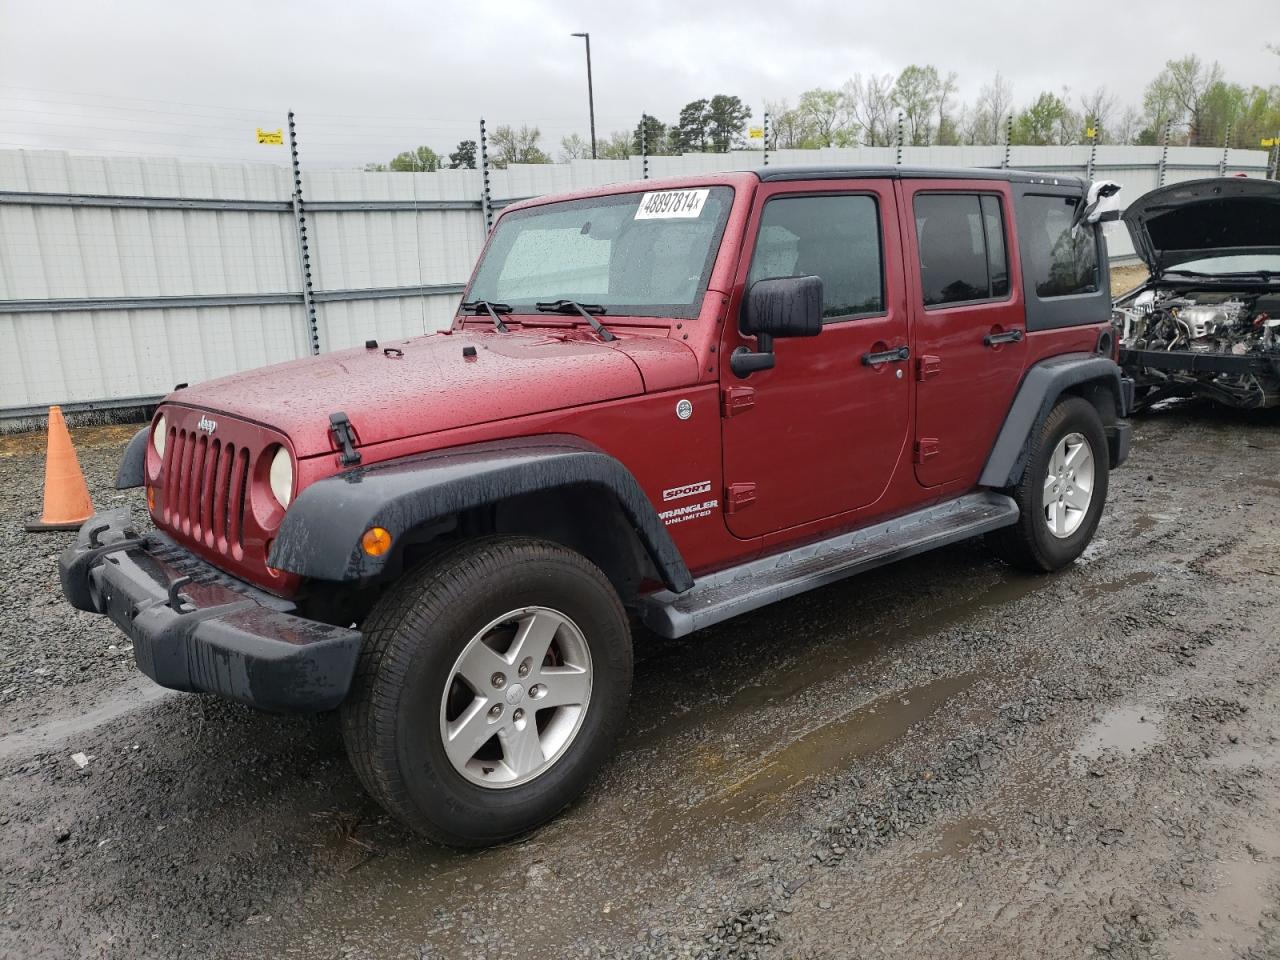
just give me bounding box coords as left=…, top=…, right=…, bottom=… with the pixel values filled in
left=0, top=0, right=1276, bottom=167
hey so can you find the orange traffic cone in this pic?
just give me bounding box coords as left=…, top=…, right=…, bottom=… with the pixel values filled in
left=25, top=406, right=94, bottom=532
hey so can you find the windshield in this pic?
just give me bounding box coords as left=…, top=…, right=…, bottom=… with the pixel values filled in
left=1169, top=254, right=1280, bottom=276
left=465, top=186, right=734, bottom=319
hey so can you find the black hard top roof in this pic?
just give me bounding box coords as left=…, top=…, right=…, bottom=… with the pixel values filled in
left=755, top=165, right=1087, bottom=188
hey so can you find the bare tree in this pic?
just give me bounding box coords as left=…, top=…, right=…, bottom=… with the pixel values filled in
left=971, top=72, right=1014, bottom=145
left=559, top=133, right=590, bottom=162
left=935, top=70, right=960, bottom=145
left=1113, top=105, right=1143, bottom=145
left=1078, top=87, right=1118, bottom=141
left=489, top=125, right=550, bottom=167
left=764, top=98, right=811, bottom=149
left=845, top=73, right=896, bottom=146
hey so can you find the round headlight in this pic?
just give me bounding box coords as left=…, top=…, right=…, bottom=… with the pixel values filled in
left=269, top=446, right=294, bottom=508
left=152, top=414, right=167, bottom=457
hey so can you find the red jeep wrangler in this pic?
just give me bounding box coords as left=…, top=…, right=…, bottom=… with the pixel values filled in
left=60, top=167, right=1132, bottom=845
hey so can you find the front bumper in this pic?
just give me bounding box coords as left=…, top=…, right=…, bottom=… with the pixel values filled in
left=59, top=510, right=361, bottom=713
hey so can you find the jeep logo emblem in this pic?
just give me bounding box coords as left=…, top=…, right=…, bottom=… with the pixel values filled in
left=196, top=416, right=217, bottom=435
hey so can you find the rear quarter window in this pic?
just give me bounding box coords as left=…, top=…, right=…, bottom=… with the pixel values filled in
left=1021, top=194, right=1099, bottom=298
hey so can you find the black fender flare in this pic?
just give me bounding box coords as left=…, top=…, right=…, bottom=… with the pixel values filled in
left=268, top=434, right=694, bottom=593
left=979, top=353, right=1126, bottom=490
left=116, top=427, right=148, bottom=489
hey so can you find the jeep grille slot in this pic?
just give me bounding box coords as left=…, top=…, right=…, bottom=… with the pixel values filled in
left=160, top=427, right=251, bottom=562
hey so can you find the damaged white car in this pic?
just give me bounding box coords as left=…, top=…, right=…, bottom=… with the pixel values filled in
left=1113, top=177, right=1280, bottom=410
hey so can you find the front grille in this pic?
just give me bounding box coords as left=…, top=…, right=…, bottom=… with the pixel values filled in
left=161, top=427, right=252, bottom=561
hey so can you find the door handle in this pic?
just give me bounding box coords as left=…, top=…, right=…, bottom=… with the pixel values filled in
left=983, top=329, right=1024, bottom=347
left=861, top=345, right=910, bottom=366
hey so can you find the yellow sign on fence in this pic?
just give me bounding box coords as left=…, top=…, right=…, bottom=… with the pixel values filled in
left=1086, top=127, right=1097, bottom=139
left=748, top=126, right=765, bottom=139
left=1263, top=137, right=1277, bottom=148
left=257, top=128, right=284, bottom=146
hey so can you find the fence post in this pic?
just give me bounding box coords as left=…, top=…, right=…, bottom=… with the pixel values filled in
left=762, top=111, right=770, bottom=167
left=641, top=115, right=649, bottom=180
left=1002, top=114, right=1013, bottom=169
left=479, top=118, right=493, bottom=234
left=895, top=112, right=904, bottom=165
left=1086, top=120, right=1097, bottom=181
left=287, top=111, right=320, bottom=357
left=1219, top=123, right=1231, bottom=177
left=1272, top=132, right=1280, bottom=180
left=1157, top=120, right=1172, bottom=186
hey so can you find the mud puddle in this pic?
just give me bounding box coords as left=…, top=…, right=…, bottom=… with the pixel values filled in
left=1073, top=703, right=1166, bottom=761
left=250, top=668, right=985, bottom=959
left=694, top=671, right=978, bottom=822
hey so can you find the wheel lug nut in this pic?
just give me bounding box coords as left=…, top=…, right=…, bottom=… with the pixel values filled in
left=529, top=684, right=541, bottom=697
left=517, top=658, right=531, bottom=678
left=491, top=673, right=505, bottom=689
left=513, top=708, right=525, bottom=722
left=488, top=703, right=503, bottom=719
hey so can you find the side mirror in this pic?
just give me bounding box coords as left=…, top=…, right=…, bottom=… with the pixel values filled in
left=732, top=275, right=824, bottom=377
left=742, top=275, right=824, bottom=338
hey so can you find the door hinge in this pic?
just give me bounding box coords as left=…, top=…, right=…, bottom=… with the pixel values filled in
left=721, top=385, right=756, bottom=418
left=914, top=438, right=941, bottom=463
left=725, top=482, right=757, bottom=513
left=916, top=355, right=942, bottom=381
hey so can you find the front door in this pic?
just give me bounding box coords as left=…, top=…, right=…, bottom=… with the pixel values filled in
left=904, top=183, right=1027, bottom=487
left=720, top=180, right=910, bottom=540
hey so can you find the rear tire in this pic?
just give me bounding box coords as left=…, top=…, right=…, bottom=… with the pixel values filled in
left=340, top=537, right=632, bottom=846
left=988, top=396, right=1109, bottom=573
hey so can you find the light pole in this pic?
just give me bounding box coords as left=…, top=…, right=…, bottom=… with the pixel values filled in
left=570, top=32, right=596, bottom=159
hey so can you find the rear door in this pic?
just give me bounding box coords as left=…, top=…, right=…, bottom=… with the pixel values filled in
left=720, top=179, right=910, bottom=539
left=904, top=182, right=1026, bottom=487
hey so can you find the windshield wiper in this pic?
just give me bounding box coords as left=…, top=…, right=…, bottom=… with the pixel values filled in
left=535, top=300, right=617, bottom=342
left=459, top=299, right=512, bottom=333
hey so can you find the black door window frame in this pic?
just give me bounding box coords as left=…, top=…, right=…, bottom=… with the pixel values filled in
left=744, top=191, right=887, bottom=326
left=913, top=191, right=1012, bottom=310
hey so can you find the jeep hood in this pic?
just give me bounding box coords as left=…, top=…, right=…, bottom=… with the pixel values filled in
left=1122, top=177, right=1280, bottom=272
left=170, top=330, right=693, bottom=456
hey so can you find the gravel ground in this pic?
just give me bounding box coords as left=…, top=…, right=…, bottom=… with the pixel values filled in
left=2, top=401, right=1280, bottom=960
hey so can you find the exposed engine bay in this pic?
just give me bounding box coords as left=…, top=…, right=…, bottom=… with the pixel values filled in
left=1114, top=286, right=1280, bottom=409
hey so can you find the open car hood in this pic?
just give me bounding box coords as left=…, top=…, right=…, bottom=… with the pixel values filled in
left=1122, top=177, right=1280, bottom=273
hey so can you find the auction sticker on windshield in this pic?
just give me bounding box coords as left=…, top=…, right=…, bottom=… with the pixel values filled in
left=635, top=189, right=710, bottom=220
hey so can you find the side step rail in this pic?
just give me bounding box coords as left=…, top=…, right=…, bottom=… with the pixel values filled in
left=638, top=492, right=1019, bottom=639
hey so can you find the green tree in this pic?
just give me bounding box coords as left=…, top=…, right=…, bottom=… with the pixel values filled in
left=488, top=125, right=550, bottom=168
left=673, top=99, right=711, bottom=152
left=1012, top=91, right=1071, bottom=145
left=1144, top=54, right=1224, bottom=144
left=797, top=88, right=847, bottom=147
left=632, top=114, right=669, bottom=155
left=707, top=94, right=751, bottom=151
left=598, top=131, right=632, bottom=159
left=892, top=65, right=943, bottom=145
left=388, top=146, right=441, bottom=172
left=448, top=139, right=477, bottom=169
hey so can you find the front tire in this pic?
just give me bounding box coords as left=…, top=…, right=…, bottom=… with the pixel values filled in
left=341, top=537, right=632, bottom=846
left=988, top=396, right=1109, bottom=572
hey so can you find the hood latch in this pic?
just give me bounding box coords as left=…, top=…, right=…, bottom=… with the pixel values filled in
left=329, top=411, right=362, bottom=466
